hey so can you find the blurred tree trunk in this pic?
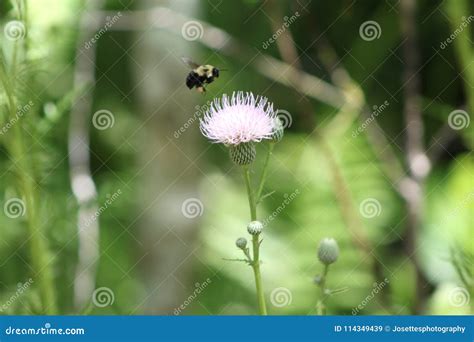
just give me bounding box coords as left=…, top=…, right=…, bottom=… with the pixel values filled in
left=399, top=0, right=432, bottom=314
left=131, top=1, right=203, bottom=314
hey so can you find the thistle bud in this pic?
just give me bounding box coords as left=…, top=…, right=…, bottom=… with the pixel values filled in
left=270, top=118, right=284, bottom=143
left=317, top=238, right=339, bottom=265
left=229, top=143, right=256, bottom=165
left=235, top=237, right=247, bottom=249
left=247, top=220, right=263, bottom=235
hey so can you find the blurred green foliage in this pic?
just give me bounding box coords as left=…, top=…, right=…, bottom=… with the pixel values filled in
left=0, top=0, right=472, bottom=315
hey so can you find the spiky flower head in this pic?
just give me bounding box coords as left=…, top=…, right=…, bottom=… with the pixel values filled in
left=229, top=142, right=256, bottom=165
left=200, top=91, right=277, bottom=146
left=317, top=238, right=339, bottom=265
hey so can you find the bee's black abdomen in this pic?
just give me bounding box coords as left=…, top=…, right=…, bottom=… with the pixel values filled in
left=186, top=72, right=200, bottom=89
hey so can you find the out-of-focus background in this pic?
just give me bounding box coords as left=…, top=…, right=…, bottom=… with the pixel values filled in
left=0, top=0, right=472, bottom=315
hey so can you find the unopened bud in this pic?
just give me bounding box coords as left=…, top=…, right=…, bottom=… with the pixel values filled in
left=235, top=237, right=247, bottom=249
left=317, top=238, right=339, bottom=265
left=247, top=220, right=263, bottom=235
left=271, top=118, right=284, bottom=142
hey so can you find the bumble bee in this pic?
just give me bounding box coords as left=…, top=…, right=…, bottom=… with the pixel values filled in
left=181, top=57, right=220, bottom=93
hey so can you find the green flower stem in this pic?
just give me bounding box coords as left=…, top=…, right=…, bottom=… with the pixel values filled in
left=316, top=264, right=330, bottom=315
left=256, top=142, right=275, bottom=202
left=243, top=166, right=257, bottom=220
left=242, top=165, right=267, bottom=315
left=0, top=56, right=57, bottom=314
left=251, top=234, right=267, bottom=315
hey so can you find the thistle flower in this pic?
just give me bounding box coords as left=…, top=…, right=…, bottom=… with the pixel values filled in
left=200, top=91, right=277, bottom=145
left=200, top=92, right=277, bottom=165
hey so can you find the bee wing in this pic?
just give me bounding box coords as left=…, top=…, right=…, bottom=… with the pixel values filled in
left=181, top=57, right=200, bottom=69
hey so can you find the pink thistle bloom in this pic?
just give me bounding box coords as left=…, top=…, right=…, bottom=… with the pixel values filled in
left=200, top=91, right=277, bottom=145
